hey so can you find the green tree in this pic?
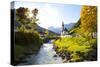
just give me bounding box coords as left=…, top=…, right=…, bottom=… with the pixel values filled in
left=16, top=7, right=29, bottom=32
left=31, top=8, right=39, bottom=31
left=45, top=29, right=48, bottom=36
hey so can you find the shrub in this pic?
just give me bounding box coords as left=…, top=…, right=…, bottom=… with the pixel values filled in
left=54, top=36, right=97, bottom=62
left=15, top=31, right=43, bottom=46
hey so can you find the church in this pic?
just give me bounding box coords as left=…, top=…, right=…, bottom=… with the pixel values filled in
left=61, top=21, right=69, bottom=36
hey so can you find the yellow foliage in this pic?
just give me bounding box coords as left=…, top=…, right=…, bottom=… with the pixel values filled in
left=80, top=6, right=97, bottom=34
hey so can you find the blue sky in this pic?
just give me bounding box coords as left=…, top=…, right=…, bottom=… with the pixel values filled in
left=13, top=1, right=82, bottom=29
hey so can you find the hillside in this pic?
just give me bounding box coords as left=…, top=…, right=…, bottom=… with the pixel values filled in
left=48, top=23, right=75, bottom=34
left=36, top=25, right=59, bottom=35
left=69, top=19, right=81, bottom=34
left=54, top=5, right=97, bottom=62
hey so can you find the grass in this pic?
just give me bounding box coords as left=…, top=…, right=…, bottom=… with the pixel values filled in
left=54, top=36, right=97, bottom=62
left=14, top=44, right=26, bottom=61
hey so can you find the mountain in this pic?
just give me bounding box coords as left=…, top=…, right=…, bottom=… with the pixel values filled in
left=69, top=19, right=81, bottom=34
left=14, top=22, right=58, bottom=35
left=14, top=20, right=58, bottom=35
left=48, top=23, right=75, bottom=34
left=48, top=27, right=61, bottom=34
left=36, top=25, right=59, bottom=35
left=12, top=8, right=59, bottom=36
left=64, top=23, right=75, bottom=30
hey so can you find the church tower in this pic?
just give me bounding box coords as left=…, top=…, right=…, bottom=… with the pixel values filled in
left=62, top=21, right=64, bottom=32
left=61, top=21, right=65, bottom=36
left=61, top=21, right=69, bottom=36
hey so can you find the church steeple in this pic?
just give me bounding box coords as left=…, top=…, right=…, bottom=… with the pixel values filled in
left=62, top=21, right=64, bottom=32
left=61, top=21, right=70, bottom=37
left=61, top=21, right=69, bottom=36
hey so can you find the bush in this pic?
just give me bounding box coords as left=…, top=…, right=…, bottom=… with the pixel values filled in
left=54, top=36, right=97, bottom=62
left=14, top=31, right=43, bottom=65
left=15, top=31, right=43, bottom=46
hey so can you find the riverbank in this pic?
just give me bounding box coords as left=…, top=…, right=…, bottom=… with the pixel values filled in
left=53, top=45, right=71, bottom=63
left=17, top=40, right=63, bottom=65
left=14, top=44, right=42, bottom=65
left=53, top=36, right=97, bottom=62
left=14, top=32, right=43, bottom=65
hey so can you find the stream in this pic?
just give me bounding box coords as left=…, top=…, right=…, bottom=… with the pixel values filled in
left=18, top=40, right=63, bottom=65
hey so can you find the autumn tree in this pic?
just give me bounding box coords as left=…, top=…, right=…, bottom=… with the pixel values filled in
left=79, top=6, right=97, bottom=38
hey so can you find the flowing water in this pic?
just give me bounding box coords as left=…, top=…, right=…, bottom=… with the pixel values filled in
left=18, top=40, right=63, bottom=65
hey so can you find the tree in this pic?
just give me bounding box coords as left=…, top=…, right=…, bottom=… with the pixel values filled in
left=79, top=6, right=97, bottom=37
left=65, top=28, right=68, bottom=32
left=16, top=7, right=39, bottom=33
left=16, top=7, right=29, bottom=32
left=16, top=7, right=29, bottom=20
left=30, top=8, right=39, bottom=32
left=31, top=8, right=39, bottom=23
left=45, top=29, right=48, bottom=36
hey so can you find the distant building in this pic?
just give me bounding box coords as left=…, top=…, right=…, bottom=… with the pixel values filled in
left=61, top=21, right=71, bottom=37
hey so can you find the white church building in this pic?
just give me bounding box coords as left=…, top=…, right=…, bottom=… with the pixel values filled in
left=61, top=21, right=72, bottom=37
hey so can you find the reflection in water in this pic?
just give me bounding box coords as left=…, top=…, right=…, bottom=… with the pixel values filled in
left=18, top=41, right=63, bottom=65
